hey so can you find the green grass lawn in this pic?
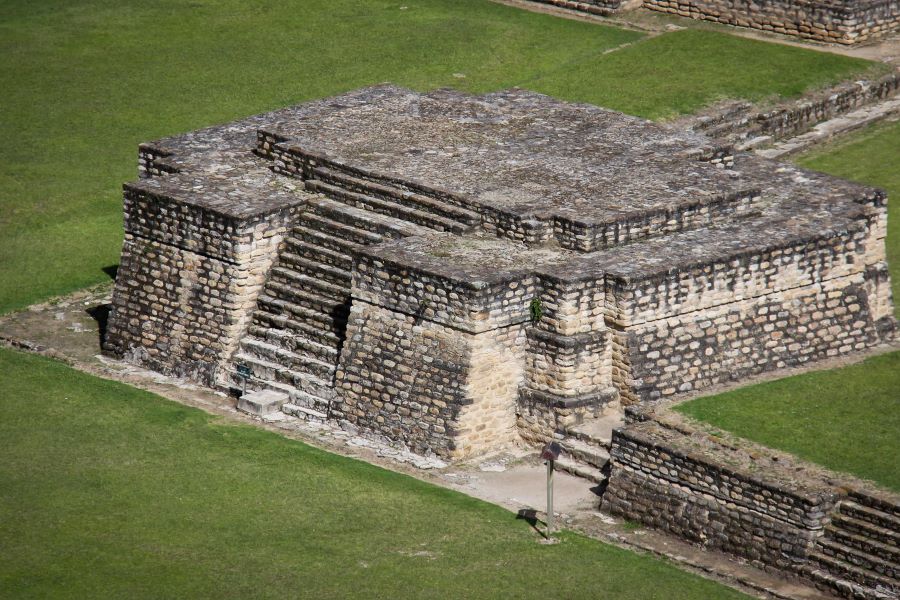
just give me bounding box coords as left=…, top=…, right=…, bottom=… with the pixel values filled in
left=0, top=348, right=749, bottom=599
left=0, top=0, right=879, bottom=315
left=796, top=120, right=900, bottom=316
left=678, top=120, right=900, bottom=492
left=677, top=353, right=900, bottom=492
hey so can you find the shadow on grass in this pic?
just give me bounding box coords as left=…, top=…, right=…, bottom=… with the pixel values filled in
left=516, top=508, right=550, bottom=539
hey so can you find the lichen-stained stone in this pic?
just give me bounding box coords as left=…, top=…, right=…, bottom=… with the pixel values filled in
left=107, top=84, right=895, bottom=460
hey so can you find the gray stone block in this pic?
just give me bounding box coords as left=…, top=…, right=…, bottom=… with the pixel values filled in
left=237, top=390, right=288, bottom=417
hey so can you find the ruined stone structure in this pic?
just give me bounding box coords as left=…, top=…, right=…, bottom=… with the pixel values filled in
left=604, top=405, right=900, bottom=599
left=526, top=0, right=900, bottom=44
left=105, top=85, right=896, bottom=597
left=107, top=84, right=893, bottom=456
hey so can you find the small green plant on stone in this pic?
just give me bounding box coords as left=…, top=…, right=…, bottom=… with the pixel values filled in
left=529, top=296, right=543, bottom=324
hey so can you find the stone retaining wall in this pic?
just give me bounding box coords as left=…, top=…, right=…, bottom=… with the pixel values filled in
left=693, top=72, right=900, bottom=144
left=105, top=186, right=303, bottom=385
left=642, top=0, right=900, bottom=44
left=605, top=412, right=821, bottom=552
left=335, top=300, right=525, bottom=459
left=603, top=408, right=900, bottom=596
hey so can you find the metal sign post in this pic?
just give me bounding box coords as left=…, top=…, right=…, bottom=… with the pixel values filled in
left=236, top=364, right=253, bottom=395
left=541, top=442, right=561, bottom=540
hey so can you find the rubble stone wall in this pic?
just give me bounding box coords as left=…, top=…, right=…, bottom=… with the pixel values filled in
left=603, top=418, right=838, bottom=568
left=642, top=0, right=900, bottom=44
left=609, top=215, right=894, bottom=402
left=104, top=187, right=300, bottom=385
left=335, top=301, right=524, bottom=459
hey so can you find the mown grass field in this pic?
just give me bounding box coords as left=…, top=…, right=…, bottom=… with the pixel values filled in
left=0, top=0, right=880, bottom=314
left=1, top=1, right=895, bottom=595
left=679, top=120, right=900, bottom=492
left=0, top=348, right=750, bottom=599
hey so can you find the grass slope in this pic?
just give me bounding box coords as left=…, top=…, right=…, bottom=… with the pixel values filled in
left=0, top=348, right=749, bottom=599
left=679, top=121, right=900, bottom=492
left=0, top=0, right=878, bottom=314
left=796, top=120, right=900, bottom=316
left=677, top=352, right=900, bottom=492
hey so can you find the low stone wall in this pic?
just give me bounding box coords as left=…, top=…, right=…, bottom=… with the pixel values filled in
left=693, top=72, right=900, bottom=144
left=604, top=417, right=837, bottom=567
left=643, top=0, right=900, bottom=44
left=603, top=407, right=900, bottom=596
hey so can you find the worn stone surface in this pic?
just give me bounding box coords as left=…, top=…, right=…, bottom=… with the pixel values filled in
left=106, top=84, right=895, bottom=458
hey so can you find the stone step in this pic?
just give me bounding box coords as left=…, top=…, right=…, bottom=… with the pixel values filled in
left=568, top=411, right=624, bottom=449
left=231, top=352, right=335, bottom=399
left=305, top=195, right=430, bottom=240
left=230, top=376, right=331, bottom=420
left=266, top=266, right=349, bottom=304
left=278, top=251, right=351, bottom=288
left=252, top=311, right=342, bottom=351
left=256, top=295, right=345, bottom=339
left=560, top=437, right=611, bottom=471
left=283, top=236, right=353, bottom=271
left=848, top=491, right=900, bottom=521
left=298, top=211, right=385, bottom=247
left=313, top=166, right=480, bottom=226
left=264, top=280, right=349, bottom=320
left=236, top=389, right=288, bottom=417
left=553, top=456, right=606, bottom=485
left=290, top=226, right=364, bottom=257
left=818, top=538, right=898, bottom=580
left=831, top=514, right=900, bottom=553
left=827, top=525, right=900, bottom=566
left=307, top=179, right=470, bottom=233
left=808, top=550, right=898, bottom=594
left=841, top=501, right=900, bottom=534
left=240, top=337, right=336, bottom=382
left=282, top=401, right=329, bottom=423
left=246, top=324, right=338, bottom=363
left=801, top=563, right=895, bottom=600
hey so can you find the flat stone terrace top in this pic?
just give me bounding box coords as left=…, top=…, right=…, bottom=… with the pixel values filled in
left=263, top=85, right=743, bottom=223
left=135, top=85, right=883, bottom=281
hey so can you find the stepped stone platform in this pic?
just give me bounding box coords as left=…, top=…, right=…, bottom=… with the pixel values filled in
left=106, top=83, right=894, bottom=460
left=104, top=84, right=896, bottom=598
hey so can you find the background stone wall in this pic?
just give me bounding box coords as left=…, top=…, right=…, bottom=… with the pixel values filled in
left=642, top=0, right=900, bottom=44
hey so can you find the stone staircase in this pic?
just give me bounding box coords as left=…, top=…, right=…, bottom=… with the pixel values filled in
left=225, top=165, right=479, bottom=420
left=805, top=493, right=900, bottom=599
left=553, top=411, right=624, bottom=485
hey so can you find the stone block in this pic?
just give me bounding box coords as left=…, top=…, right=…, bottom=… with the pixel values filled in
left=237, top=390, right=288, bottom=417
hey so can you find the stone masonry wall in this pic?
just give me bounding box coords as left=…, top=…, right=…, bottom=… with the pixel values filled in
left=603, top=408, right=900, bottom=596
left=518, top=270, right=618, bottom=443
left=608, top=213, right=895, bottom=403
left=105, top=186, right=302, bottom=385
left=603, top=417, right=839, bottom=569
left=334, top=301, right=524, bottom=459
left=643, top=0, right=900, bottom=44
